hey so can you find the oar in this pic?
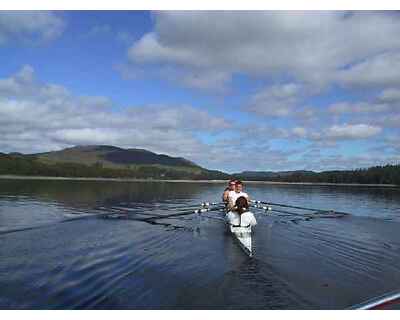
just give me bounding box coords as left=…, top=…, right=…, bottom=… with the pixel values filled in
left=143, top=204, right=225, bottom=221
left=110, top=203, right=195, bottom=213
left=269, top=208, right=313, bottom=217
left=106, top=202, right=224, bottom=216
left=250, top=202, right=349, bottom=220
left=147, top=202, right=217, bottom=211
left=105, top=207, right=163, bottom=217
left=252, top=200, right=350, bottom=216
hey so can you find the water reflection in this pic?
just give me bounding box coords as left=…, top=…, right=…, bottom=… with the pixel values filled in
left=0, top=179, right=208, bottom=207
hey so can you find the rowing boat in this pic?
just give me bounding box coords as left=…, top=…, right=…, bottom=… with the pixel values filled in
left=195, top=202, right=254, bottom=257
left=229, top=224, right=253, bottom=257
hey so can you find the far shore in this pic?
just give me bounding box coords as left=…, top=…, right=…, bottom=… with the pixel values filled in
left=0, top=175, right=398, bottom=188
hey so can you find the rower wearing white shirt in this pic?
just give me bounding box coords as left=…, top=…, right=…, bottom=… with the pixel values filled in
left=227, top=181, right=250, bottom=211
left=222, top=179, right=236, bottom=205
left=226, top=181, right=257, bottom=227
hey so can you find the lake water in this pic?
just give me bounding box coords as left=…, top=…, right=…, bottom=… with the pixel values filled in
left=0, top=178, right=400, bottom=309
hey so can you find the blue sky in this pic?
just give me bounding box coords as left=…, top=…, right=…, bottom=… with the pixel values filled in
left=1, top=11, right=399, bottom=172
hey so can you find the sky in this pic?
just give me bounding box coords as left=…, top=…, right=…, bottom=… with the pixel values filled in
left=0, top=11, right=400, bottom=173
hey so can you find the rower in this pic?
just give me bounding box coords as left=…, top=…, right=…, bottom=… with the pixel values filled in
left=226, top=181, right=257, bottom=227
left=227, top=180, right=249, bottom=211
left=222, top=179, right=236, bottom=205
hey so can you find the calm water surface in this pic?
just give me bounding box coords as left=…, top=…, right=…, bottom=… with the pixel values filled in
left=0, top=179, right=400, bottom=309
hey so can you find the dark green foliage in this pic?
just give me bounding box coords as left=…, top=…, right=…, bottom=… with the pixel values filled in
left=0, top=154, right=230, bottom=180
left=36, top=145, right=199, bottom=168
left=1, top=151, right=399, bottom=184
left=235, top=165, right=400, bottom=185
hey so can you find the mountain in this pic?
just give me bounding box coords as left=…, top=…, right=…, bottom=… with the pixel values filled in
left=0, top=145, right=231, bottom=180
left=34, top=145, right=199, bottom=169
left=8, top=152, right=24, bottom=156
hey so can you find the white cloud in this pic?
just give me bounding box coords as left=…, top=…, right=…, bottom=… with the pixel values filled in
left=238, top=124, right=290, bottom=142
left=281, top=122, right=384, bottom=142
left=129, top=32, right=201, bottom=66
left=247, top=83, right=302, bottom=116
left=127, top=11, right=400, bottom=89
left=0, top=11, right=65, bottom=45
left=328, top=101, right=390, bottom=114
left=294, top=106, right=321, bottom=124
left=0, top=65, right=41, bottom=99
left=379, top=88, right=400, bottom=103
left=210, top=137, right=296, bottom=172
left=0, top=66, right=111, bottom=111
left=179, top=69, right=231, bottom=92
left=325, top=88, right=400, bottom=129
left=118, top=62, right=231, bottom=92
left=0, top=66, right=231, bottom=162
left=337, top=52, right=400, bottom=88
left=298, top=153, right=400, bottom=172
left=326, top=124, right=382, bottom=140
left=292, top=127, right=307, bottom=138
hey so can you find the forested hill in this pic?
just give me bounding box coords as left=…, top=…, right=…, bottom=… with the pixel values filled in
left=0, top=145, right=230, bottom=180
left=234, top=165, right=400, bottom=185
left=35, top=145, right=199, bottom=168
left=0, top=145, right=399, bottom=185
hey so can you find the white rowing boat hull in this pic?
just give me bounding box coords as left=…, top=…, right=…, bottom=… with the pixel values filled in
left=229, top=225, right=252, bottom=257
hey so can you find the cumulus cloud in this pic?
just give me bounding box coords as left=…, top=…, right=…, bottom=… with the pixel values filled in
left=0, top=65, right=39, bottom=97
left=0, top=66, right=231, bottom=163
left=126, top=11, right=400, bottom=89
left=178, top=69, right=231, bottom=92
left=294, top=106, right=322, bottom=124
left=378, top=88, right=400, bottom=103
left=337, top=52, right=400, bottom=88
left=282, top=123, right=383, bottom=142
left=0, top=65, right=113, bottom=111
left=209, top=136, right=296, bottom=172
left=292, top=127, right=308, bottom=138
left=328, top=101, right=391, bottom=114
left=247, top=83, right=302, bottom=116
left=0, top=11, right=65, bottom=45
left=238, top=124, right=290, bottom=142
left=299, top=153, right=400, bottom=171
left=325, top=124, right=382, bottom=140
left=326, top=88, right=400, bottom=129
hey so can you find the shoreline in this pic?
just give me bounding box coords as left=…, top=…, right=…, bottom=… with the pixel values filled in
left=0, top=175, right=398, bottom=188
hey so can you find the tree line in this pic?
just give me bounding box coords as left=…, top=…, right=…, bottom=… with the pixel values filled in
left=235, top=165, right=400, bottom=185
left=1, top=153, right=399, bottom=185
